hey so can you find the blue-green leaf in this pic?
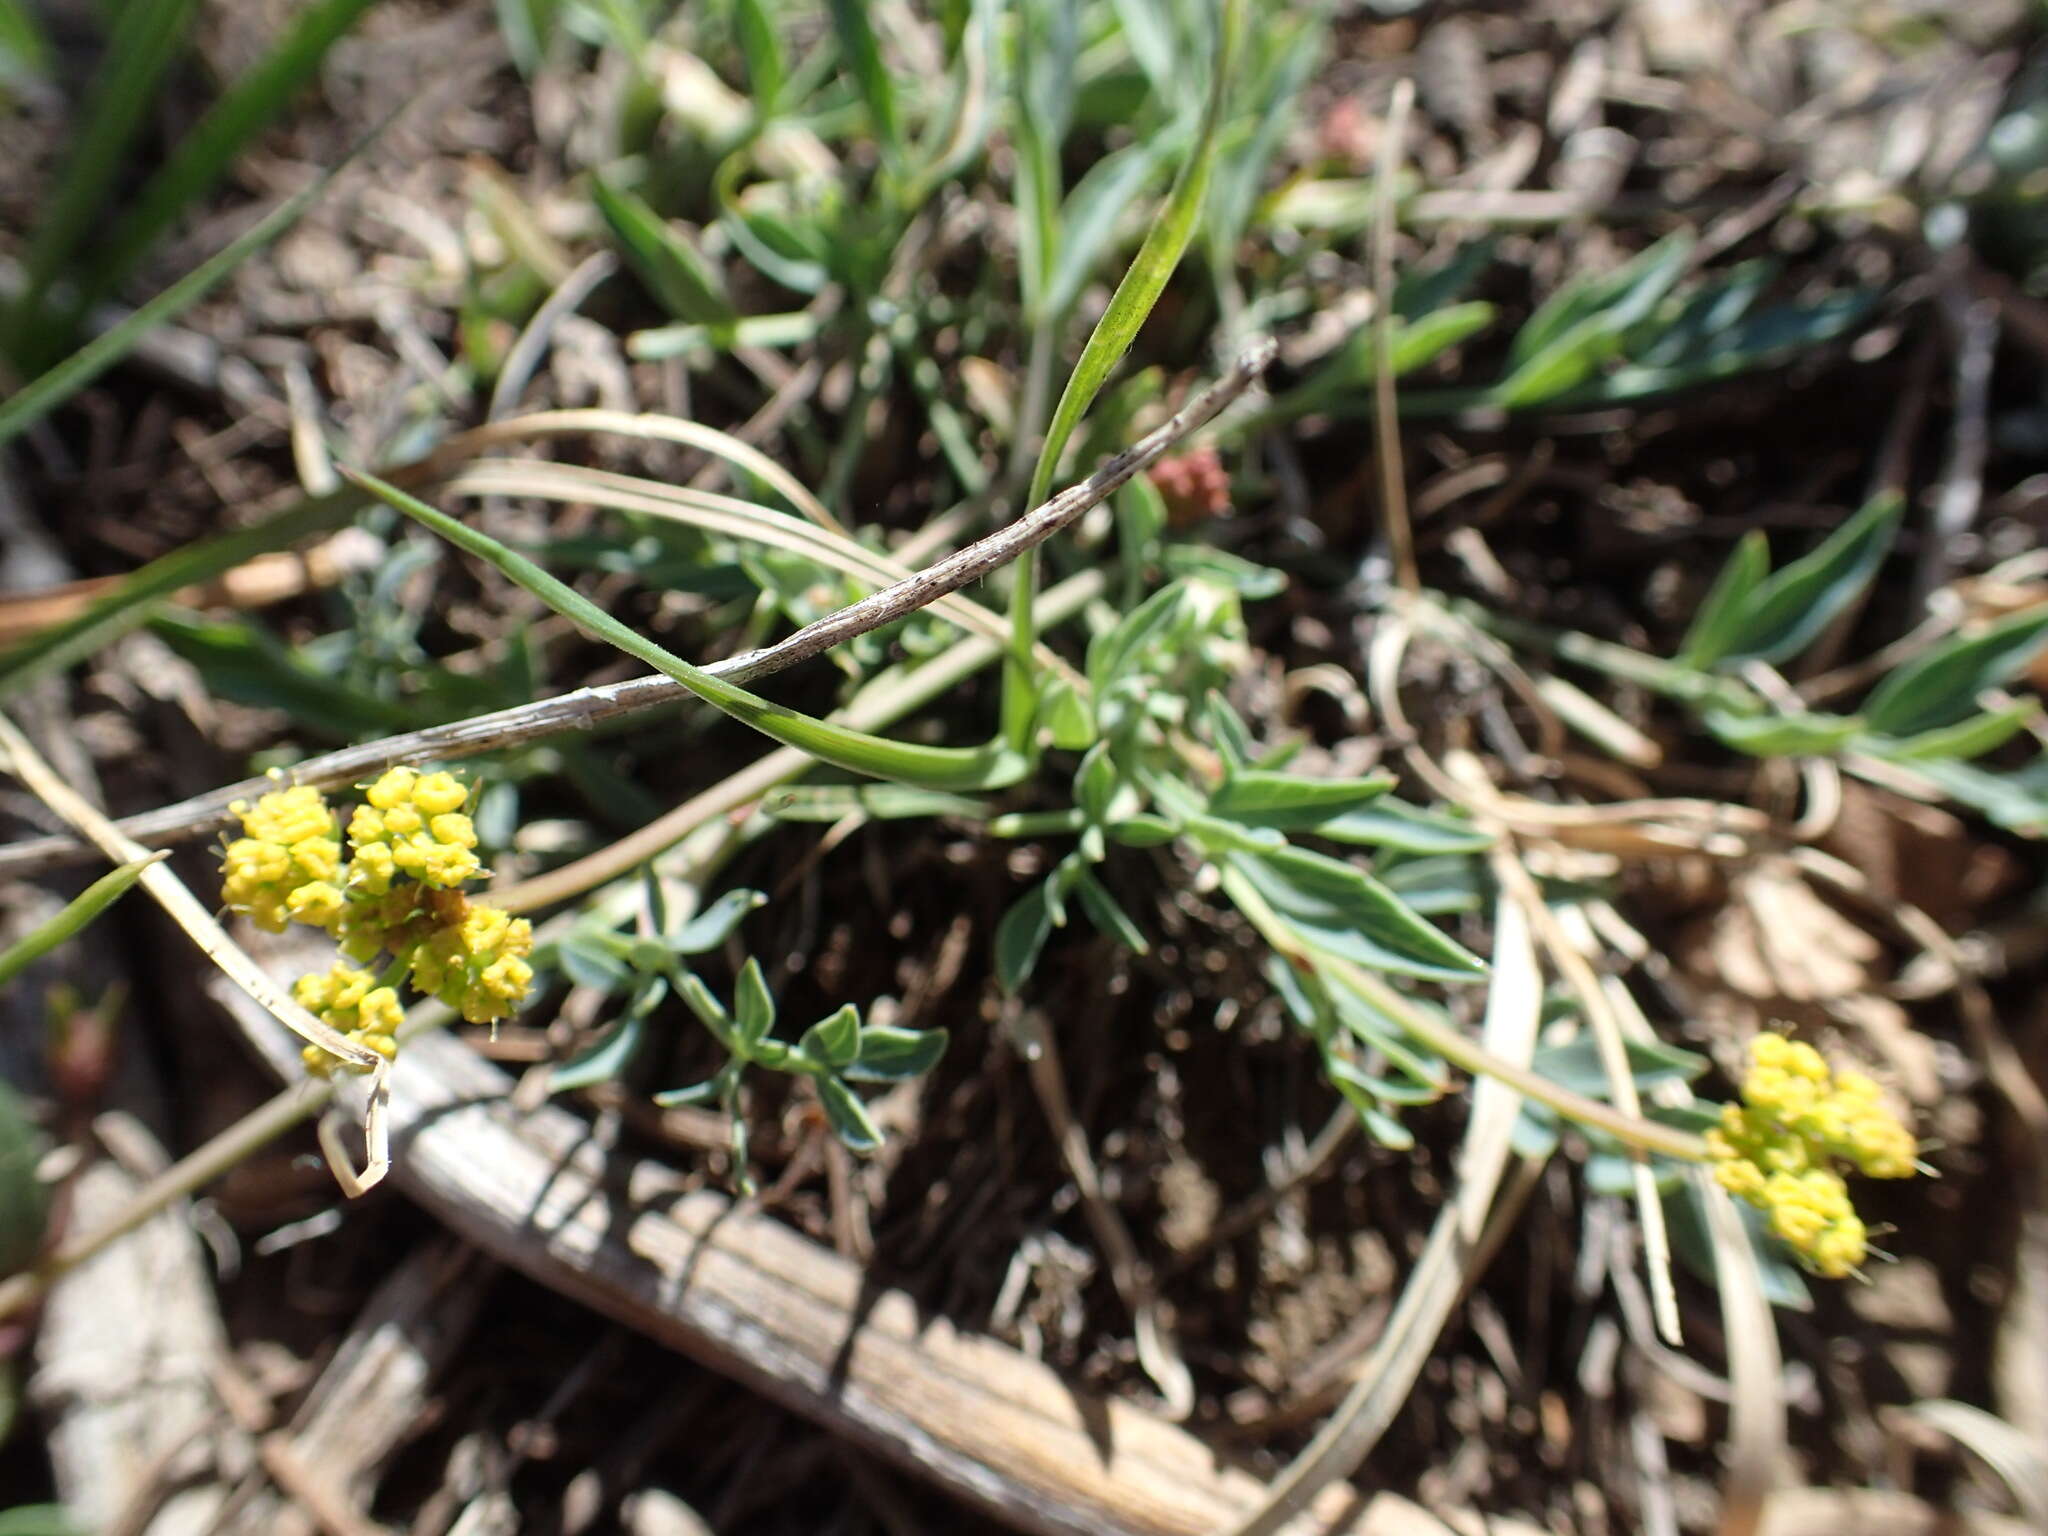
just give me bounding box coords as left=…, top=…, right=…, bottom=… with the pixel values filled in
left=1229, top=843, right=1486, bottom=982
left=1863, top=607, right=2048, bottom=738
left=798, top=1003, right=861, bottom=1070
left=844, top=1024, right=947, bottom=1082
left=816, top=1074, right=882, bottom=1152
left=1714, top=493, right=1902, bottom=667
left=1677, top=530, right=1770, bottom=669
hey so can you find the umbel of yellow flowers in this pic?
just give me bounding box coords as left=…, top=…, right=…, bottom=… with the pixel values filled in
left=1707, top=1032, right=1919, bottom=1278
left=221, top=767, right=535, bottom=1076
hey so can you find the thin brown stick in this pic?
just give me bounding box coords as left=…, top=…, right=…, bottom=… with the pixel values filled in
left=1372, top=79, right=1418, bottom=595
left=0, top=338, right=1274, bottom=881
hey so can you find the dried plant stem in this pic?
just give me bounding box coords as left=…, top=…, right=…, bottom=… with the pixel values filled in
left=1372, top=78, right=1418, bottom=595
left=0, top=338, right=1273, bottom=882
left=0, top=1077, right=331, bottom=1322
left=0, top=709, right=391, bottom=1195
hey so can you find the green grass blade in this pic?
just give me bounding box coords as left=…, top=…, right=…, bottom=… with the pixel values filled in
left=0, top=156, right=349, bottom=452
left=345, top=470, right=1030, bottom=791
left=1004, top=0, right=1244, bottom=750
left=0, top=855, right=162, bottom=987
left=828, top=0, right=902, bottom=168
left=71, top=0, right=378, bottom=317
left=591, top=174, right=738, bottom=325
left=0, top=487, right=364, bottom=696
left=7, top=0, right=199, bottom=353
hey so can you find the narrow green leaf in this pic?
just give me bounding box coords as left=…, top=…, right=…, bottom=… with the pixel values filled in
left=844, top=1024, right=947, bottom=1082
left=1528, top=1036, right=1708, bottom=1099
left=0, top=486, right=361, bottom=694
left=1228, top=843, right=1487, bottom=982
left=346, top=471, right=1030, bottom=791
left=1716, top=493, right=1903, bottom=666
left=549, top=976, right=666, bottom=1092
left=1006, top=0, right=1244, bottom=749
left=668, top=888, right=766, bottom=953
left=1041, top=139, right=1170, bottom=322
left=815, top=1074, right=882, bottom=1152
left=1074, top=867, right=1149, bottom=954
left=73, top=0, right=378, bottom=316
left=828, top=0, right=902, bottom=161
left=7, top=0, right=198, bottom=347
left=1861, top=701, right=2040, bottom=762
left=1492, top=233, right=1693, bottom=407
left=733, top=957, right=775, bottom=1048
left=0, top=1078, right=50, bottom=1280
left=1311, top=796, right=1494, bottom=854
left=733, top=0, right=786, bottom=111
left=1209, top=769, right=1395, bottom=827
left=1677, top=530, right=1770, bottom=668
left=798, top=1003, right=861, bottom=1070
left=0, top=855, right=161, bottom=987
left=1863, top=607, right=2048, bottom=738
left=1702, top=708, right=1864, bottom=758
left=591, top=175, right=736, bottom=325
left=995, top=878, right=1057, bottom=994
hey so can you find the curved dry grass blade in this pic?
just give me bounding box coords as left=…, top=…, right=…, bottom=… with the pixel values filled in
left=0, top=710, right=389, bottom=1195
left=1224, top=887, right=1545, bottom=1536
left=1904, top=1400, right=2048, bottom=1527
left=437, top=458, right=1055, bottom=669
left=434, top=407, right=843, bottom=534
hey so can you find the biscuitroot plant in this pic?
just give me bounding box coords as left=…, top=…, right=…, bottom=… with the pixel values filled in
left=219, top=765, right=537, bottom=1076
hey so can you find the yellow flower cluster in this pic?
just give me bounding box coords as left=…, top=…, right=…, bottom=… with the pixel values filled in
left=411, top=903, right=536, bottom=1025
left=293, top=962, right=404, bottom=1077
left=219, top=768, right=536, bottom=1073
left=345, top=767, right=482, bottom=894
left=1707, top=1032, right=1918, bottom=1278
left=219, top=783, right=343, bottom=932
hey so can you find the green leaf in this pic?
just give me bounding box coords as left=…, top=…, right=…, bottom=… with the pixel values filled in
left=1310, top=797, right=1494, bottom=854
left=1714, top=493, right=1903, bottom=667
left=733, top=957, right=776, bottom=1049
left=798, top=1003, right=862, bottom=1070
left=829, top=0, right=902, bottom=164
left=1075, top=742, right=1119, bottom=823
left=1157, top=543, right=1287, bottom=597
left=1074, top=868, right=1149, bottom=954
left=815, top=1074, right=882, bottom=1152
left=6, top=0, right=198, bottom=350
left=1108, top=812, right=1178, bottom=847
left=1861, top=700, right=2040, bottom=762
left=668, top=888, right=766, bottom=953
left=1036, top=675, right=1098, bottom=750
left=71, top=0, right=378, bottom=318
left=1006, top=0, right=1244, bottom=749
left=1493, top=233, right=1693, bottom=408
left=995, top=877, right=1057, bottom=994
left=549, top=976, right=667, bottom=1093
left=1677, top=530, right=1770, bottom=669
left=1863, top=607, right=2048, bottom=738
left=1528, top=1036, right=1708, bottom=1100
left=1666, top=1180, right=1813, bottom=1312
left=1702, top=707, right=1864, bottom=757
left=1086, top=579, right=1189, bottom=696
left=0, top=855, right=159, bottom=987
left=1042, top=139, right=1171, bottom=322
left=555, top=925, right=634, bottom=991
left=1228, top=843, right=1487, bottom=982
left=591, top=175, right=736, bottom=325
left=733, top=0, right=786, bottom=112
left=346, top=471, right=1031, bottom=791
left=0, top=151, right=356, bottom=452
left=0, top=1078, right=50, bottom=1280
left=844, top=1024, right=947, bottom=1082
left=762, top=785, right=993, bottom=822
left=1209, top=769, right=1395, bottom=828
